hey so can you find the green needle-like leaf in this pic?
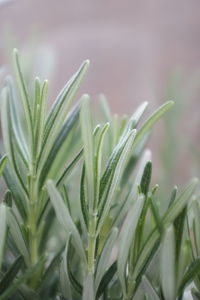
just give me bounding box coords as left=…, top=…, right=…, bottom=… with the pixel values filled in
left=1, top=87, right=28, bottom=195
left=39, top=103, right=80, bottom=188
left=179, top=258, right=200, bottom=297
left=80, top=95, right=94, bottom=213
left=96, top=262, right=117, bottom=299
left=98, top=129, right=137, bottom=232
left=132, top=178, right=198, bottom=290
left=0, top=256, right=24, bottom=295
left=0, top=204, right=7, bottom=268
left=47, top=180, right=86, bottom=263
left=95, top=227, right=118, bottom=291
left=8, top=210, right=29, bottom=264
left=13, top=49, right=34, bottom=155
left=0, top=259, right=45, bottom=300
left=164, top=177, right=198, bottom=225
left=141, top=276, right=160, bottom=300
left=60, top=234, right=72, bottom=300
left=39, top=59, right=90, bottom=168
left=140, top=161, right=152, bottom=196
left=161, top=225, right=176, bottom=300
left=133, top=101, right=174, bottom=149
left=0, top=155, right=7, bottom=176
left=117, top=194, right=145, bottom=293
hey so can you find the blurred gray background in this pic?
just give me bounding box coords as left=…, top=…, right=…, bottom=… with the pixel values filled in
left=0, top=0, right=200, bottom=187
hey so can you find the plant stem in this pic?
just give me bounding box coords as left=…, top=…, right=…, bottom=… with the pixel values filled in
left=28, top=164, right=40, bottom=288
left=123, top=275, right=136, bottom=300
left=29, top=203, right=38, bottom=265
left=88, top=212, right=97, bottom=273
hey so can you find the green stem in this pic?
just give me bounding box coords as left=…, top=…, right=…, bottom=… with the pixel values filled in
left=88, top=213, right=97, bottom=273
left=123, top=274, right=137, bottom=300
left=28, top=164, right=40, bottom=288
left=29, top=203, right=38, bottom=265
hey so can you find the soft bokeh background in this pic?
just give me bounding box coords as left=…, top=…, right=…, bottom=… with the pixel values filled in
left=0, top=0, right=200, bottom=189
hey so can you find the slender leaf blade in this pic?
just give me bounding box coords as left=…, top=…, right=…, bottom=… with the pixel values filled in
left=160, top=225, right=176, bottom=300
left=0, top=256, right=24, bottom=294
left=47, top=180, right=86, bottom=263
left=141, top=276, right=160, bottom=300
left=95, top=227, right=118, bottom=291
left=80, top=95, right=94, bottom=213
left=0, top=204, right=7, bottom=267
left=133, top=101, right=174, bottom=148
left=117, top=194, right=145, bottom=293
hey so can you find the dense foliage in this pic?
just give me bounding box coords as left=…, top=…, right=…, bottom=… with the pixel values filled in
left=0, top=50, right=199, bottom=300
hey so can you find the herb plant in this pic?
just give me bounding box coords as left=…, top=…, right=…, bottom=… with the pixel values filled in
left=0, top=49, right=199, bottom=300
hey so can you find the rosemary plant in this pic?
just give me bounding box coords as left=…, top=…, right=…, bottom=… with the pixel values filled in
left=0, top=49, right=199, bottom=300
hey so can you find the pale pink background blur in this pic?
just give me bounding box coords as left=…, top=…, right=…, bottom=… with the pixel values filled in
left=0, top=0, right=200, bottom=185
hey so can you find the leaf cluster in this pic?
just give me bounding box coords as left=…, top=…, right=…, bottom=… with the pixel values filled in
left=0, top=50, right=199, bottom=300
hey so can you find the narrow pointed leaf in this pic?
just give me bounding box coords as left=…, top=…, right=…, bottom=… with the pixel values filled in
left=163, top=177, right=198, bottom=225
left=141, top=276, right=160, bottom=300
left=168, top=185, right=178, bottom=207
left=57, top=148, right=83, bottom=187
left=174, top=207, right=187, bottom=258
left=99, top=94, right=112, bottom=123
left=95, top=227, right=118, bottom=291
left=34, top=79, right=48, bottom=156
left=2, top=163, right=27, bottom=221
left=133, top=101, right=174, bottom=148
left=122, top=101, right=148, bottom=138
left=117, top=194, right=145, bottom=293
left=13, top=49, right=34, bottom=151
left=133, top=178, right=198, bottom=286
left=161, top=225, right=176, bottom=300
left=80, top=95, right=94, bottom=213
left=126, top=149, right=151, bottom=204
left=80, top=165, right=89, bottom=228
left=98, top=129, right=137, bottom=232
left=0, top=256, right=24, bottom=294
left=130, top=101, right=148, bottom=126
left=6, top=77, right=30, bottom=165
left=38, top=248, right=63, bottom=292
left=0, top=259, right=45, bottom=300
left=8, top=210, right=29, bottom=263
left=47, top=180, right=86, bottom=263
left=39, top=103, right=80, bottom=188
left=192, top=199, right=200, bottom=255
left=95, top=122, right=110, bottom=206
left=96, top=262, right=117, bottom=299
left=1, top=87, right=28, bottom=195
left=140, top=161, right=152, bottom=196
left=179, top=258, right=200, bottom=296
left=0, top=204, right=7, bottom=267
left=60, top=234, right=72, bottom=300
left=39, top=59, right=89, bottom=166
left=0, top=155, right=7, bottom=176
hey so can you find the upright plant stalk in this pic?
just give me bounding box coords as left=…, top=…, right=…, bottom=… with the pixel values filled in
left=13, top=51, right=44, bottom=286
left=0, top=49, right=90, bottom=296
left=80, top=95, right=96, bottom=274
left=28, top=164, right=40, bottom=287
left=28, top=79, right=47, bottom=274
left=88, top=212, right=97, bottom=273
